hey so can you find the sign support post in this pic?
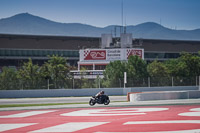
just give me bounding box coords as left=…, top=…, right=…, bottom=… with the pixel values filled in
left=124, top=72, right=127, bottom=89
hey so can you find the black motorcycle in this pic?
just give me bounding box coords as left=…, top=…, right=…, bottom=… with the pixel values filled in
left=89, top=95, right=110, bottom=106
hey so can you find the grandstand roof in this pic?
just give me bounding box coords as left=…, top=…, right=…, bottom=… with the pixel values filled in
left=0, top=34, right=200, bottom=53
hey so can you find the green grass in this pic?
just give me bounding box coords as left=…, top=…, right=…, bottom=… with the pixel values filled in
left=0, top=101, right=126, bottom=108
left=0, top=102, right=88, bottom=108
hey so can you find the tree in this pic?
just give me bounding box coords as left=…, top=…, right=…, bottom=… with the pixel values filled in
left=147, top=60, right=171, bottom=86
left=40, top=63, right=51, bottom=79
left=165, top=53, right=200, bottom=77
left=164, top=59, right=188, bottom=77
left=147, top=60, right=169, bottom=77
left=126, top=56, right=148, bottom=87
left=102, top=55, right=148, bottom=87
left=102, top=60, right=126, bottom=87
left=0, top=67, right=18, bottom=90
left=127, top=55, right=148, bottom=78
left=39, top=62, right=52, bottom=89
left=17, top=58, right=40, bottom=89
left=178, top=53, right=200, bottom=77
left=164, top=53, right=200, bottom=86
left=77, top=67, right=93, bottom=88
left=46, top=55, right=70, bottom=89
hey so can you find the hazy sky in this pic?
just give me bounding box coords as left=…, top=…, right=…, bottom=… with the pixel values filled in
left=0, top=0, right=200, bottom=30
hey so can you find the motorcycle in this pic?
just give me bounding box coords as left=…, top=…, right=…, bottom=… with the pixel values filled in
left=89, top=95, right=110, bottom=106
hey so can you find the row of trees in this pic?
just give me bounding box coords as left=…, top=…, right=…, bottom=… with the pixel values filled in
left=0, top=53, right=200, bottom=90
left=102, top=52, right=200, bottom=87
left=0, top=55, right=71, bottom=90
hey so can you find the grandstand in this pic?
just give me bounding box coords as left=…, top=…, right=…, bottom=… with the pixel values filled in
left=0, top=33, right=200, bottom=71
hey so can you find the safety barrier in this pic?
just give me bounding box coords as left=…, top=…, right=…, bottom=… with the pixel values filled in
left=0, top=86, right=198, bottom=98
left=129, top=90, right=200, bottom=102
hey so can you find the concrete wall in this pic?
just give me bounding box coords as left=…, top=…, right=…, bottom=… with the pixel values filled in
left=129, top=90, right=200, bottom=102
left=0, top=86, right=198, bottom=98
left=0, top=88, right=123, bottom=98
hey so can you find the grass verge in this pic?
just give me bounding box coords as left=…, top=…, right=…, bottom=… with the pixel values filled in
left=0, top=101, right=126, bottom=108
left=0, top=102, right=88, bottom=108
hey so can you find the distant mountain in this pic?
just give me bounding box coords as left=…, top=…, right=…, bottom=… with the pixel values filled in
left=0, top=13, right=200, bottom=40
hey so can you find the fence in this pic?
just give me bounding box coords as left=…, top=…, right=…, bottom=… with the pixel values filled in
left=0, top=76, right=200, bottom=90
left=104, top=76, right=199, bottom=88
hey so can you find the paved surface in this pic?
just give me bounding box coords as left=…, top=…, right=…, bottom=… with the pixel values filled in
left=0, top=105, right=200, bottom=132
left=0, top=96, right=127, bottom=105
left=0, top=97, right=200, bottom=132
left=0, top=97, right=200, bottom=111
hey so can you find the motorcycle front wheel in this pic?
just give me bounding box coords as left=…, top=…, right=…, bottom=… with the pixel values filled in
left=89, top=99, right=96, bottom=106
left=104, top=99, right=110, bottom=105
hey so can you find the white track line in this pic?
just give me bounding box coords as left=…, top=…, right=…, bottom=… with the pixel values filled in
left=124, top=120, right=200, bottom=124
left=0, top=110, right=57, bottom=118
left=31, top=122, right=108, bottom=132
left=0, top=123, right=36, bottom=132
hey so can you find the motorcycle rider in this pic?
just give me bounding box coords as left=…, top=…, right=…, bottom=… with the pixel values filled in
left=89, top=90, right=110, bottom=106
left=95, top=90, right=105, bottom=102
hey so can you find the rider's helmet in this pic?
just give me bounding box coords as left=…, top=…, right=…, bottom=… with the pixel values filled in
left=100, top=91, right=104, bottom=94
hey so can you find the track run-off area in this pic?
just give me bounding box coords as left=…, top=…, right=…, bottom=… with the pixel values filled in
left=0, top=104, right=200, bottom=133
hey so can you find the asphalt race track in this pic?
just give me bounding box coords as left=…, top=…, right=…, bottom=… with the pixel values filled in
left=0, top=96, right=127, bottom=105
left=0, top=104, right=200, bottom=133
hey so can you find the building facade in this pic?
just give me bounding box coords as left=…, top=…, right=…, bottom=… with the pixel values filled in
left=0, top=33, right=200, bottom=73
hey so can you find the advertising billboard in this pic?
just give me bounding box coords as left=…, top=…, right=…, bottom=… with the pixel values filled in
left=80, top=48, right=144, bottom=61
left=83, top=49, right=106, bottom=60
left=127, top=49, right=143, bottom=59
